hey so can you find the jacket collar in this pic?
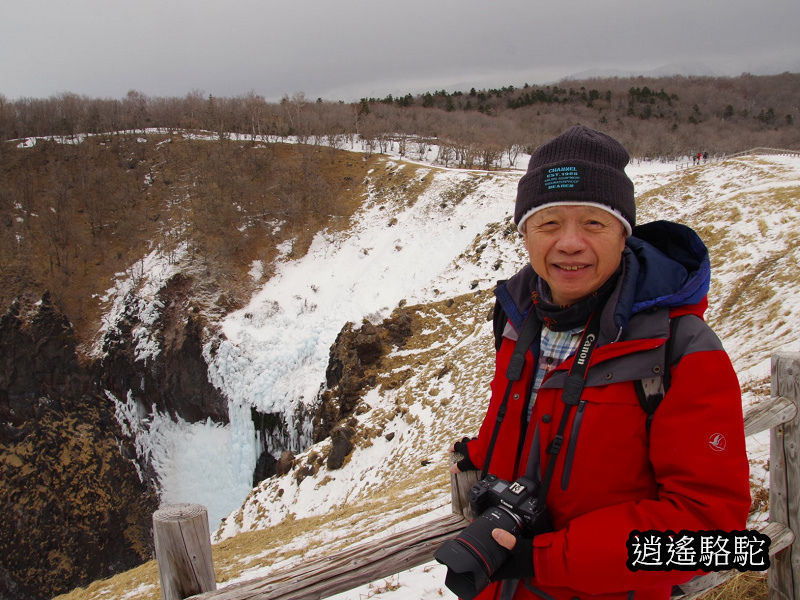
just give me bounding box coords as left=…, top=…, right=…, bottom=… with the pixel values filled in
left=495, top=220, right=710, bottom=344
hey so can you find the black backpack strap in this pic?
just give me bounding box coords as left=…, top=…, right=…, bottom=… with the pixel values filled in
left=481, top=310, right=540, bottom=479
left=662, top=315, right=680, bottom=391
left=635, top=315, right=683, bottom=432
left=490, top=281, right=508, bottom=352
left=492, top=301, right=507, bottom=352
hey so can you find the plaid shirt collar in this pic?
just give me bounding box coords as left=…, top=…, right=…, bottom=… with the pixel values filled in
left=530, top=324, right=584, bottom=411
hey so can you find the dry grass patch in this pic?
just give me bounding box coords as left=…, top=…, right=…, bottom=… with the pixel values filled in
left=364, top=160, right=434, bottom=213
left=698, top=572, right=767, bottom=600
left=716, top=252, right=784, bottom=321
left=54, top=561, right=159, bottom=600
left=438, top=172, right=491, bottom=206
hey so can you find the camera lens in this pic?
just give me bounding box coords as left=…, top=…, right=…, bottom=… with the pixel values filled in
left=434, top=506, right=521, bottom=599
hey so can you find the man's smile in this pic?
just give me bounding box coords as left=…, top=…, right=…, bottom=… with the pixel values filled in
left=555, top=264, right=588, bottom=271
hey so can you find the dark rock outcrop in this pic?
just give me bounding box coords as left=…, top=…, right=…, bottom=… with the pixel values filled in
left=325, top=319, right=383, bottom=411
left=253, top=449, right=278, bottom=486
left=327, top=424, right=356, bottom=470
left=313, top=307, right=414, bottom=466
left=0, top=292, right=90, bottom=424
left=0, top=294, right=158, bottom=600
left=275, top=450, right=295, bottom=476
left=100, top=273, right=229, bottom=425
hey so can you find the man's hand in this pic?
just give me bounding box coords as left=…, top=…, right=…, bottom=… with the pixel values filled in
left=489, top=530, right=535, bottom=581
left=448, top=437, right=476, bottom=473
left=492, top=529, right=517, bottom=550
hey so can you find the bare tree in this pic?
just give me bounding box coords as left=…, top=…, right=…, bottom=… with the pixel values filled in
left=123, top=90, right=149, bottom=133
left=282, top=92, right=308, bottom=140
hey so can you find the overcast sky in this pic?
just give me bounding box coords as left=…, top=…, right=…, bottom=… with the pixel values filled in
left=2, top=0, right=799, bottom=102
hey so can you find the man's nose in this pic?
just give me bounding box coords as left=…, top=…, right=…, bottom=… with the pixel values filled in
left=554, top=223, right=586, bottom=252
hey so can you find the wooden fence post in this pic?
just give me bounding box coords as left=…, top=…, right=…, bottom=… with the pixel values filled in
left=153, top=503, right=217, bottom=600
left=769, top=352, right=800, bottom=600
left=450, top=452, right=480, bottom=521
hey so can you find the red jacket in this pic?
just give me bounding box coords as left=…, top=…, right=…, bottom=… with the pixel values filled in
left=460, top=222, right=751, bottom=600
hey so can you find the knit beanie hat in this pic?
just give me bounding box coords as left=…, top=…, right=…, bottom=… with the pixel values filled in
left=515, top=126, right=635, bottom=235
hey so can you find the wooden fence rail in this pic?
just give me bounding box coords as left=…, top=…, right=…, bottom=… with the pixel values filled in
left=156, top=352, right=799, bottom=600
left=726, top=148, right=800, bottom=159
left=188, top=513, right=466, bottom=600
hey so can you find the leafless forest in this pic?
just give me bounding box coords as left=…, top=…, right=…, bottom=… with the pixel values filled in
left=0, top=72, right=798, bottom=348
left=2, top=72, right=798, bottom=160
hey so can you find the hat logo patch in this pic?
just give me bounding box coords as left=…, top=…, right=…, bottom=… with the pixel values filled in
left=542, top=165, right=585, bottom=192
left=709, top=433, right=727, bottom=452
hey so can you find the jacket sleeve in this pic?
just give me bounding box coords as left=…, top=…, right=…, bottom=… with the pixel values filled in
left=532, top=346, right=752, bottom=595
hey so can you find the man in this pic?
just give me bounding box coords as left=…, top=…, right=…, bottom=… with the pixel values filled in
left=442, top=126, right=750, bottom=600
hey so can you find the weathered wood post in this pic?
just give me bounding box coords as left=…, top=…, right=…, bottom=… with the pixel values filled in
left=153, top=503, right=217, bottom=600
left=450, top=452, right=480, bottom=521
left=769, top=352, right=800, bottom=600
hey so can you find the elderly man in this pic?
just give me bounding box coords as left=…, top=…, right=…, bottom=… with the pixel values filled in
left=439, top=126, right=750, bottom=600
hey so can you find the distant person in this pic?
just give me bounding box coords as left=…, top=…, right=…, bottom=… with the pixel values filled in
left=437, top=126, right=750, bottom=600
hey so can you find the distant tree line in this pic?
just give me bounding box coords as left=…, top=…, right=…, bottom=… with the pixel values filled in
left=1, top=70, right=798, bottom=347
left=1, top=72, right=798, bottom=164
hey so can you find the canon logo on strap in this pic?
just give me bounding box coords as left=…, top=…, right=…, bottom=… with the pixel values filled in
left=576, top=333, right=596, bottom=366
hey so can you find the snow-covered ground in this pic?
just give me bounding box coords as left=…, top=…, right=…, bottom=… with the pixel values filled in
left=132, top=140, right=529, bottom=529
left=139, top=147, right=798, bottom=533
left=82, top=132, right=800, bottom=599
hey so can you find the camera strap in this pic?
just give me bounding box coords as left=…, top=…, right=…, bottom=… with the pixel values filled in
left=480, top=310, right=541, bottom=479
left=534, top=306, right=603, bottom=510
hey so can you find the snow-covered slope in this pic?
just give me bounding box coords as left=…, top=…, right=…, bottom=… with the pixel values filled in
left=72, top=147, right=800, bottom=600
left=207, top=167, right=519, bottom=449
left=217, top=152, right=800, bottom=579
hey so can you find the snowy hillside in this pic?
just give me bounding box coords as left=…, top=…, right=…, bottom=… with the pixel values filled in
left=64, top=147, right=800, bottom=600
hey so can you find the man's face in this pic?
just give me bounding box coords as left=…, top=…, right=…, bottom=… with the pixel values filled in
left=523, top=205, right=627, bottom=306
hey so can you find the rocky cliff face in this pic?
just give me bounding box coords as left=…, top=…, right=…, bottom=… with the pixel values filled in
left=311, top=307, right=414, bottom=470
left=0, top=273, right=248, bottom=598
left=0, top=283, right=414, bottom=598
left=0, top=294, right=158, bottom=600
left=100, top=273, right=230, bottom=424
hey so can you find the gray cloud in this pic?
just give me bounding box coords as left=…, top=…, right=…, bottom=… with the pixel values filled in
left=2, top=0, right=799, bottom=101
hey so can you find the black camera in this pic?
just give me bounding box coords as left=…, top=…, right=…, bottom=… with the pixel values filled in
left=434, top=474, right=550, bottom=600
